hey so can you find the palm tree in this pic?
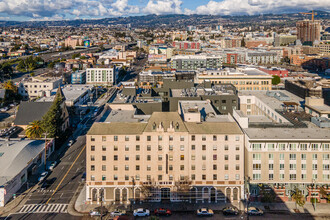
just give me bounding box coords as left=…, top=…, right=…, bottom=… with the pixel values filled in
left=26, top=120, right=44, bottom=139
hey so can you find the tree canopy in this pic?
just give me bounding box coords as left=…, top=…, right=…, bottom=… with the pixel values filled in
left=272, top=75, right=281, bottom=85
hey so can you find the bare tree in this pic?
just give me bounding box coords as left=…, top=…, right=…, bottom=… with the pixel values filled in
left=174, top=176, right=192, bottom=201
left=140, top=179, right=158, bottom=201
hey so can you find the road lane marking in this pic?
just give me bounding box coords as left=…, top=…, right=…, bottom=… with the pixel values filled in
left=46, top=145, right=86, bottom=204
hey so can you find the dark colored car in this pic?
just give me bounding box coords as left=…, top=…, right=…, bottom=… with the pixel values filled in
left=40, top=178, right=56, bottom=189
left=222, top=207, right=239, bottom=215
left=154, top=208, right=172, bottom=216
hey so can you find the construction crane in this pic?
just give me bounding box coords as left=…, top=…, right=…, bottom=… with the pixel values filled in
left=300, top=10, right=317, bottom=22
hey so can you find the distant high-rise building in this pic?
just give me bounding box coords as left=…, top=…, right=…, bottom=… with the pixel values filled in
left=296, top=20, right=321, bottom=44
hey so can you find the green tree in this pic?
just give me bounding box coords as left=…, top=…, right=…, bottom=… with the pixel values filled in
left=272, top=75, right=281, bottom=85
left=241, top=37, right=246, bottom=47
left=291, top=188, right=305, bottom=209
left=42, top=90, right=64, bottom=138
left=72, top=53, right=80, bottom=59
left=26, top=120, right=44, bottom=139
left=320, top=187, right=330, bottom=202
left=1, top=63, right=13, bottom=77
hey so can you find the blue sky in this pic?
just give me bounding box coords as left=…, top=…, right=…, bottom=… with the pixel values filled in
left=0, top=0, right=329, bottom=21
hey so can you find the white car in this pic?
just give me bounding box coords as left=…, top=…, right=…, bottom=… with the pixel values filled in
left=133, top=208, right=150, bottom=217
left=110, top=209, right=126, bottom=216
left=197, top=208, right=214, bottom=216
left=38, top=171, right=49, bottom=182
left=47, top=161, right=57, bottom=171
left=67, top=140, right=75, bottom=146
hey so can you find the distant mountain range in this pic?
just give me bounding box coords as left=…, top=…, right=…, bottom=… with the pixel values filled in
left=0, top=11, right=329, bottom=28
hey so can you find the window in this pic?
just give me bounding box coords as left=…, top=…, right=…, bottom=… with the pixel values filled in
left=147, top=136, right=151, bottom=141
left=202, top=145, right=206, bottom=150
left=180, top=165, right=184, bottom=170
left=102, top=146, right=106, bottom=151
left=269, top=174, right=274, bottom=180
left=114, top=136, right=118, bottom=141
left=213, top=145, right=217, bottom=151
left=323, top=174, right=330, bottom=181
left=91, top=155, right=95, bottom=161
left=158, top=145, right=162, bottom=151
left=279, top=144, right=286, bottom=150
left=147, top=145, right=151, bottom=151
left=323, top=164, right=329, bottom=170
left=213, top=155, right=217, bottom=160
left=136, top=155, right=140, bottom=161
left=224, top=145, right=228, bottom=151
left=91, top=137, right=95, bottom=142
left=252, top=144, right=261, bottom=150
left=302, top=164, right=306, bottom=170
left=169, top=155, right=173, bottom=161
left=300, top=144, right=307, bottom=151
left=125, top=145, right=129, bottom=151
left=253, top=164, right=261, bottom=170
left=114, top=155, right=118, bottom=161
left=191, top=165, right=195, bottom=170
left=136, top=145, right=140, bottom=151
left=158, top=175, right=162, bottom=181
left=91, top=175, right=95, bottom=181
left=267, top=144, right=275, bottom=151
left=213, top=135, right=217, bottom=141
left=91, top=145, right=95, bottom=151
left=191, top=174, right=196, bottom=180
left=236, top=155, right=240, bottom=160
left=311, top=144, right=318, bottom=151
left=301, top=154, right=306, bottom=160
left=180, top=136, right=184, bottom=141
left=158, top=155, right=163, bottom=161
left=202, top=175, right=206, bottom=180
left=269, top=153, right=274, bottom=160
left=91, top=165, right=95, bottom=171
left=114, top=175, right=118, bottom=180
left=169, top=165, right=173, bottom=171
left=125, top=175, right=129, bottom=181
left=125, top=136, right=129, bottom=141
left=169, top=136, right=173, bottom=141
left=301, top=174, right=307, bottom=180
left=280, top=174, right=284, bottom=180
left=236, top=145, right=240, bottom=151
left=252, top=153, right=261, bottom=160
left=113, top=165, right=118, bottom=171
left=102, top=136, right=106, bottom=141
left=280, top=164, right=284, bottom=170
left=312, top=154, right=317, bottom=160
left=235, top=174, right=240, bottom=180
left=136, top=135, right=140, bottom=141
left=180, top=155, right=184, bottom=160
left=225, top=135, right=228, bottom=141
left=102, top=156, right=106, bottom=161
left=102, top=165, right=106, bottom=171
left=158, top=165, right=162, bottom=171
left=136, top=165, right=140, bottom=171
left=191, top=145, right=195, bottom=150
left=125, top=155, right=129, bottom=161
left=158, top=135, right=162, bottom=141
left=169, top=145, right=173, bottom=151
left=225, top=174, right=229, bottom=180
left=269, top=164, right=273, bottom=170
left=323, top=154, right=330, bottom=160
left=202, top=164, right=206, bottom=170
left=290, top=174, right=296, bottom=180
left=312, top=174, right=317, bottom=180
left=147, top=165, right=151, bottom=171
left=322, top=144, right=329, bottom=151
left=202, top=155, right=206, bottom=160
left=180, top=145, right=184, bottom=151
left=147, top=155, right=151, bottom=161
left=312, top=164, right=318, bottom=170
left=235, top=136, right=240, bottom=141
left=290, top=164, right=296, bottom=170
left=191, top=135, right=195, bottom=141
left=253, top=174, right=261, bottom=180
left=202, top=135, right=206, bottom=141
left=125, top=165, right=129, bottom=171
left=213, top=164, right=217, bottom=170
left=191, top=155, right=195, bottom=160
left=289, top=144, right=296, bottom=151
left=289, top=154, right=296, bottom=160
left=236, top=165, right=240, bottom=170
left=280, top=153, right=284, bottom=160
left=225, top=164, right=229, bottom=170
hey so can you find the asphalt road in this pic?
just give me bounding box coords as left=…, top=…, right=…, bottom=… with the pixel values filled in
left=2, top=213, right=81, bottom=220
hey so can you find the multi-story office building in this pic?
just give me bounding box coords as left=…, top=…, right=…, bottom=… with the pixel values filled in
left=86, top=66, right=115, bottom=85
left=296, top=20, right=321, bottom=44
left=246, top=52, right=278, bottom=65
left=234, top=90, right=330, bottom=202
left=17, top=76, right=62, bottom=99
left=196, top=67, right=272, bottom=91
left=86, top=101, right=244, bottom=204
left=171, top=55, right=223, bottom=71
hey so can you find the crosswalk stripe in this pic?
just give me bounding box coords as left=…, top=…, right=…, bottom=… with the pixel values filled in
left=18, top=204, right=68, bottom=214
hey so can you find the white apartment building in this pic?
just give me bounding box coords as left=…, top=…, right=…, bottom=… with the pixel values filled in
left=86, top=66, right=115, bottom=85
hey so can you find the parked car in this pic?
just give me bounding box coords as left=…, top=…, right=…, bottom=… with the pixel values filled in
left=47, top=161, right=57, bottom=171
left=133, top=208, right=150, bottom=217
left=67, top=139, right=75, bottom=146
left=89, top=207, right=108, bottom=216
left=196, top=208, right=214, bottom=216
left=222, top=207, right=239, bottom=215
left=38, top=171, right=49, bottom=182
left=110, top=209, right=126, bottom=217
left=245, top=207, right=264, bottom=216
left=40, top=178, right=56, bottom=189
left=81, top=172, right=86, bottom=182
left=154, top=208, right=172, bottom=216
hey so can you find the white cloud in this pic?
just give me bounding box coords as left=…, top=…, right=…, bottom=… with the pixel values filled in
left=195, top=0, right=330, bottom=15
left=143, top=0, right=183, bottom=15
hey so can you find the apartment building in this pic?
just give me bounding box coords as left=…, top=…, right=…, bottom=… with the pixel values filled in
left=71, top=70, right=86, bottom=84
left=296, top=20, right=321, bottom=44
left=86, top=101, right=244, bottom=204
left=171, top=55, right=223, bottom=71
left=86, top=66, right=115, bottom=85
left=196, top=67, right=272, bottom=91
left=17, top=76, right=62, bottom=99
left=234, top=90, right=330, bottom=202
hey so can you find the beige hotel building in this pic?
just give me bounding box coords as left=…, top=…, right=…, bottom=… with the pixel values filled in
left=86, top=101, right=244, bottom=204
